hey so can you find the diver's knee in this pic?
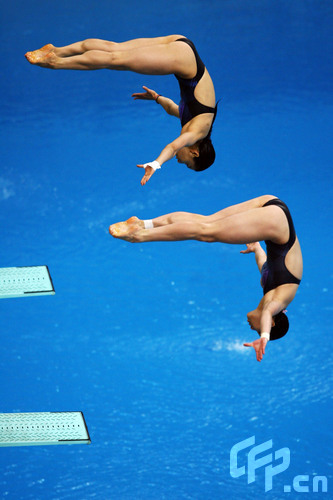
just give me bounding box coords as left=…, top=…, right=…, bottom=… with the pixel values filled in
left=82, top=39, right=117, bottom=52
left=81, top=39, right=97, bottom=51
left=168, top=211, right=187, bottom=223
left=197, top=223, right=216, bottom=242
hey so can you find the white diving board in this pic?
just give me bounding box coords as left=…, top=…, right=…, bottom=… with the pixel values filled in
left=0, top=266, right=55, bottom=299
left=0, top=411, right=91, bottom=447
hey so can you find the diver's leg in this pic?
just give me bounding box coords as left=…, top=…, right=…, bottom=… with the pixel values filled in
left=93, top=35, right=184, bottom=52
left=25, top=35, right=184, bottom=66
left=149, top=211, right=207, bottom=227
left=110, top=205, right=289, bottom=245
left=150, top=195, right=276, bottom=227
left=25, top=37, right=196, bottom=76
left=52, top=36, right=183, bottom=57
left=28, top=35, right=183, bottom=58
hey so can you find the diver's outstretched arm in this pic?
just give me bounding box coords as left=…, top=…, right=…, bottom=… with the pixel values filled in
left=137, top=130, right=201, bottom=185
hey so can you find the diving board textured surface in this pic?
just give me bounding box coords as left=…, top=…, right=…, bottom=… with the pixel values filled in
left=0, top=266, right=55, bottom=298
left=0, top=412, right=90, bottom=447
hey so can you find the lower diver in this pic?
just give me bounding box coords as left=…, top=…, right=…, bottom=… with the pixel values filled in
left=109, top=195, right=303, bottom=362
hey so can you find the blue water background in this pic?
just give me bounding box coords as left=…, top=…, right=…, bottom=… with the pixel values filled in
left=1, top=0, right=332, bottom=498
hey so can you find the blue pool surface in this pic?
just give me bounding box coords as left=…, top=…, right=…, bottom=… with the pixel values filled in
left=1, top=1, right=332, bottom=498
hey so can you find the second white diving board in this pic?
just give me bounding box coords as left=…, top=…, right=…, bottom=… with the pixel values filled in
left=0, top=411, right=90, bottom=447
left=0, top=266, right=55, bottom=299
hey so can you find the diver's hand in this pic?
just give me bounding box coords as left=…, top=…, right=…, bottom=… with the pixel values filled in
left=132, top=86, right=159, bottom=101
left=137, top=161, right=161, bottom=186
left=240, top=242, right=260, bottom=254
left=137, top=164, right=154, bottom=185
left=243, top=337, right=268, bottom=362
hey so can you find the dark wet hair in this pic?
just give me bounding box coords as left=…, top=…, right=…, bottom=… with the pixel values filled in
left=269, top=311, right=289, bottom=341
left=192, top=137, right=216, bottom=172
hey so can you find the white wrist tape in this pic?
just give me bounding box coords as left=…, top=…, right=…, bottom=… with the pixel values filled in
left=143, top=160, right=161, bottom=171
left=260, top=332, right=270, bottom=341
left=144, top=219, right=154, bottom=229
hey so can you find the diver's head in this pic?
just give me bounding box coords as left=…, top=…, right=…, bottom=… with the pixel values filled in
left=268, top=311, right=289, bottom=340
left=247, top=309, right=289, bottom=340
left=191, top=137, right=216, bottom=172
left=176, top=138, right=216, bottom=171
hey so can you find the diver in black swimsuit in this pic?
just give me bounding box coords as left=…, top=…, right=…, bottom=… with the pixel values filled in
left=109, top=195, right=303, bottom=362
left=25, top=35, right=217, bottom=185
left=240, top=198, right=301, bottom=345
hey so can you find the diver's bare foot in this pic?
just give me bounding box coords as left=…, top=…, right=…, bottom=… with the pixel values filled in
left=25, top=44, right=57, bottom=66
left=109, top=216, right=143, bottom=241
